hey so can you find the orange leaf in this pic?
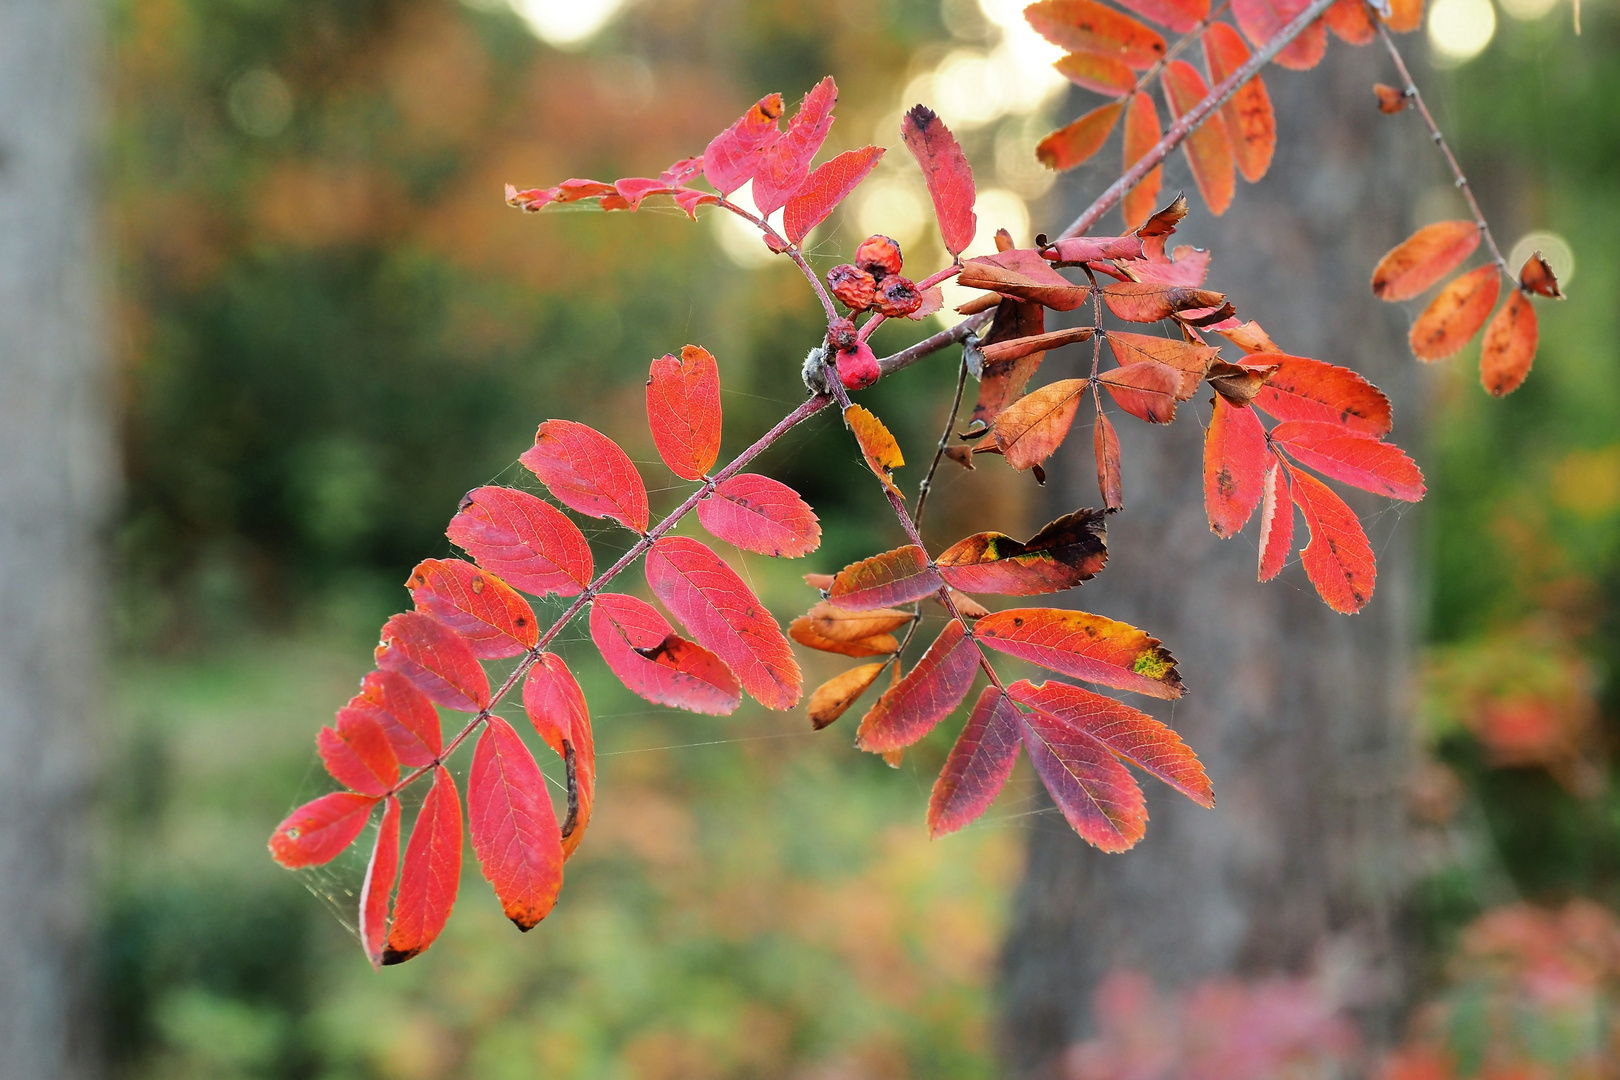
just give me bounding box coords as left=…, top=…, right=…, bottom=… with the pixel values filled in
left=647, top=345, right=723, bottom=481
left=1479, top=290, right=1538, bottom=396
left=1037, top=101, right=1125, bottom=171
left=856, top=621, right=982, bottom=752
left=959, top=251, right=1092, bottom=310
left=1248, top=354, right=1393, bottom=436
left=975, top=608, right=1184, bottom=699
left=1025, top=0, right=1169, bottom=69
left=1202, top=23, right=1277, bottom=183
left=936, top=507, right=1109, bottom=595
left=1257, top=462, right=1294, bottom=581
left=990, top=379, right=1090, bottom=470
left=928, top=687, right=1024, bottom=837
left=809, top=663, right=888, bottom=729
left=1162, top=60, right=1235, bottom=216
left=1203, top=396, right=1269, bottom=538
left=1122, top=92, right=1164, bottom=230
left=1370, top=220, right=1481, bottom=302
left=808, top=601, right=913, bottom=642
left=1271, top=421, right=1426, bottom=501
left=789, top=617, right=899, bottom=658
left=902, top=105, right=977, bottom=256
left=1289, top=466, right=1376, bottom=613
left=1095, top=406, right=1124, bottom=511
left=1409, top=265, right=1501, bottom=361
left=1324, top=0, right=1378, bottom=42
left=830, top=545, right=939, bottom=610
left=1105, top=331, right=1215, bottom=399
left=845, top=403, right=904, bottom=496
left=1381, top=0, right=1424, bottom=33
left=1216, top=320, right=1280, bottom=354
left=1008, top=679, right=1213, bottom=806
left=1518, top=252, right=1563, bottom=298
left=1053, top=52, right=1137, bottom=96
left=1374, top=83, right=1410, bottom=113
left=1098, top=361, right=1181, bottom=423
left=974, top=299, right=1046, bottom=427
left=1232, top=0, right=1328, bottom=69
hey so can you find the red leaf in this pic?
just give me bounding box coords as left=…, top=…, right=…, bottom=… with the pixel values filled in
left=959, top=249, right=1092, bottom=310
left=829, top=545, right=939, bottom=611
left=317, top=708, right=399, bottom=796
left=1106, top=332, right=1214, bottom=400
left=1095, top=406, right=1124, bottom=511
left=901, top=105, right=977, bottom=257
left=1122, top=92, right=1163, bottom=230
left=1257, top=462, right=1294, bottom=581
left=469, top=715, right=564, bottom=931
left=520, top=420, right=649, bottom=532
left=1409, top=265, right=1500, bottom=362
left=1370, top=221, right=1480, bottom=302
left=383, top=766, right=461, bottom=965
left=855, top=621, right=981, bottom=752
left=1289, top=466, right=1376, bottom=613
left=1202, top=23, right=1277, bottom=183
left=447, top=486, right=594, bottom=599
left=1161, top=60, right=1235, bottom=216
left=1098, top=361, right=1181, bottom=423
left=975, top=608, right=1185, bottom=699
left=937, top=508, right=1108, bottom=595
left=1232, top=0, right=1328, bottom=69
left=341, top=670, right=441, bottom=767
left=1036, top=101, right=1124, bottom=172
left=703, top=93, right=784, bottom=196
left=928, top=688, right=1024, bottom=837
left=783, top=146, right=884, bottom=246
left=991, top=379, right=1089, bottom=470
left=1053, top=52, right=1137, bottom=97
left=1018, top=705, right=1147, bottom=852
left=269, top=791, right=377, bottom=869
left=1114, top=0, right=1209, bottom=31
left=1044, top=235, right=1145, bottom=263
left=1128, top=240, right=1212, bottom=287
left=407, top=558, right=539, bottom=659
left=522, top=653, right=594, bottom=860
left=1025, top=0, right=1169, bottom=68
left=375, top=611, right=490, bottom=713
left=1480, top=290, right=1538, bottom=397
left=974, top=299, right=1046, bottom=428
left=1203, top=396, right=1269, bottom=537
left=698, top=474, right=821, bottom=558
left=359, top=796, right=400, bottom=969
left=590, top=593, right=741, bottom=714
left=645, top=536, right=802, bottom=710
left=1249, top=354, right=1393, bottom=436
left=612, top=177, right=670, bottom=211
left=1103, top=282, right=1226, bottom=322
left=647, top=345, right=723, bottom=481
left=1271, top=421, right=1425, bottom=501
left=978, top=326, right=1096, bottom=365
left=1008, top=679, right=1213, bottom=806
left=752, top=77, right=837, bottom=215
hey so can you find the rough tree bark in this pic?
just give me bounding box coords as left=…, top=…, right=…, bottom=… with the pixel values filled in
left=0, top=0, right=109, bottom=1077
left=1000, top=42, right=1428, bottom=1078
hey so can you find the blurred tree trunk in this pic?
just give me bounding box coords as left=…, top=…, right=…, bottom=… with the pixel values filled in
left=0, top=1, right=109, bottom=1077
left=1000, top=42, right=1428, bottom=1079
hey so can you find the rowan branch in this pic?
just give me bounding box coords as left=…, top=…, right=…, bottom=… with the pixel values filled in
left=914, top=350, right=971, bottom=529
left=1375, top=23, right=1514, bottom=282
left=387, top=391, right=835, bottom=797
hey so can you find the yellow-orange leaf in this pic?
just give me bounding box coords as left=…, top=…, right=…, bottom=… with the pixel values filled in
left=845, top=404, right=904, bottom=496
left=809, top=663, right=888, bottom=729
left=1037, top=101, right=1125, bottom=172
left=1371, top=220, right=1480, bottom=302
left=1479, top=290, right=1538, bottom=397
left=808, top=601, right=913, bottom=642
left=1409, top=265, right=1501, bottom=361
left=991, top=379, right=1090, bottom=470
left=788, top=618, right=899, bottom=658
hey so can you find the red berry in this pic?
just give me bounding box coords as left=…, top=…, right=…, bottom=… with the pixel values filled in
left=827, top=317, right=858, bottom=353
left=827, top=264, right=876, bottom=311
left=855, top=235, right=903, bottom=279
left=836, top=342, right=881, bottom=390
left=873, top=276, right=921, bottom=318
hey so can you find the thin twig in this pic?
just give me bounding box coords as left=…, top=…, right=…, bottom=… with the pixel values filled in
left=1375, top=23, right=1513, bottom=282
left=716, top=196, right=841, bottom=323
left=914, top=352, right=970, bottom=530
left=387, top=392, right=835, bottom=797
